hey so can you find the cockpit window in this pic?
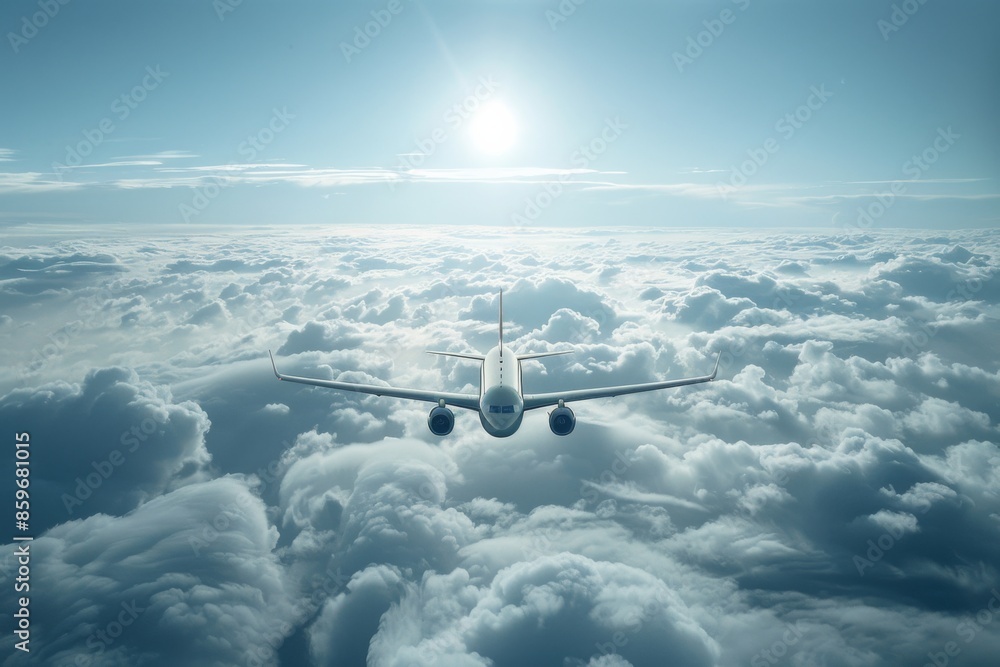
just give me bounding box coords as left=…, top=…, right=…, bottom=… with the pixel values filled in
left=502, top=405, right=515, bottom=414
left=489, top=405, right=501, bottom=413
left=489, top=405, right=516, bottom=414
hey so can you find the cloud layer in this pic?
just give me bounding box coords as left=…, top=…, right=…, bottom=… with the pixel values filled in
left=1, top=227, right=998, bottom=666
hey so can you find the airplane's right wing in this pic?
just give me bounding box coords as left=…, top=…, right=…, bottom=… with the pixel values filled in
left=517, top=350, right=574, bottom=361
left=522, top=352, right=720, bottom=411
left=270, top=351, right=481, bottom=411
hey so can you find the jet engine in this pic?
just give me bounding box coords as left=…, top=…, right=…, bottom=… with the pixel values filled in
left=427, top=405, right=455, bottom=436
left=548, top=405, right=576, bottom=436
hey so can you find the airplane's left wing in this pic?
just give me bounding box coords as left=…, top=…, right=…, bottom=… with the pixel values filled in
left=269, top=351, right=481, bottom=411
left=522, top=352, right=720, bottom=411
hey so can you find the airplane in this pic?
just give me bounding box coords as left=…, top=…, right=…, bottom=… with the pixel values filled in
left=269, top=291, right=720, bottom=437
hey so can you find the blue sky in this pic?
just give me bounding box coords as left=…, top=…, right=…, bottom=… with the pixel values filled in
left=2, top=0, right=998, bottom=227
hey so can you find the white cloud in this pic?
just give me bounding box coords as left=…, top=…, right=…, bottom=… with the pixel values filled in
left=1, top=227, right=998, bottom=666
left=0, top=171, right=83, bottom=193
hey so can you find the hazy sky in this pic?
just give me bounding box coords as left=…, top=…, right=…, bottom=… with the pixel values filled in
left=1, top=0, right=998, bottom=228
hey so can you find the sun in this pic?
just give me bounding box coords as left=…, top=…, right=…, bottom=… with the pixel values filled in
left=467, top=101, right=518, bottom=155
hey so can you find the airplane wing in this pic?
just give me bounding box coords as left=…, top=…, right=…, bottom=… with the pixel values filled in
left=517, top=350, right=574, bottom=361
left=269, top=351, right=481, bottom=411
left=521, top=352, right=720, bottom=411
left=425, top=351, right=486, bottom=361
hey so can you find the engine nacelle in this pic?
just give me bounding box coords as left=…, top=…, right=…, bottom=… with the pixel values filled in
left=549, top=405, right=576, bottom=436
left=427, top=406, right=455, bottom=436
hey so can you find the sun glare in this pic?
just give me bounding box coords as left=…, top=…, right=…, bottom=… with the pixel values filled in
left=467, top=101, right=517, bottom=155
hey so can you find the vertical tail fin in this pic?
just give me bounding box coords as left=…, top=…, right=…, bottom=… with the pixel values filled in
left=498, top=289, right=503, bottom=357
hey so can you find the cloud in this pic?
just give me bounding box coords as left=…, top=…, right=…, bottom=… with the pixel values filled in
left=367, top=554, right=719, bottom=667
left=0, top=171, right=83, bottom=194
left=38, top=162, right=625, bottom=193
left=0, top=477, right=298, bottom=666
left=0, top=367, right=211, bottom=532
left=114, top=150, right=199, bottom=160
left=1, top=228, right=998, bottom=666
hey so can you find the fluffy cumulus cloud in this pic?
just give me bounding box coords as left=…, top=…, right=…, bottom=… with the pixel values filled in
left=0, top=477, right=297, bottom=666
left=1, top=227, right=999, bottom=666
left=0, top=367, right=211, bottom=532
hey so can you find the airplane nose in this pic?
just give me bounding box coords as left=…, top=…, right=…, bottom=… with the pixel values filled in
left=482, top=385, right=522, bottom=429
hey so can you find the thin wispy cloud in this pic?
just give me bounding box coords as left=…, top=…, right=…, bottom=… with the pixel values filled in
left=74, top=164, right=628, bottom=191
left=57, top=160, right=164, bottom=169
left=114, top=150, right=200, bottom=160
left=0, top=172, right=82, bottom=193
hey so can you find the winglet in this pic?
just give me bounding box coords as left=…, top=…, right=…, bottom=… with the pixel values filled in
left=710, top=351, right=721, bottom=380
left=268, top=349, right=282, bottom=380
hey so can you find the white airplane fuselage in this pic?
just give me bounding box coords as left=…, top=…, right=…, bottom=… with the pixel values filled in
left=478, top=345, right=525, bottom=437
